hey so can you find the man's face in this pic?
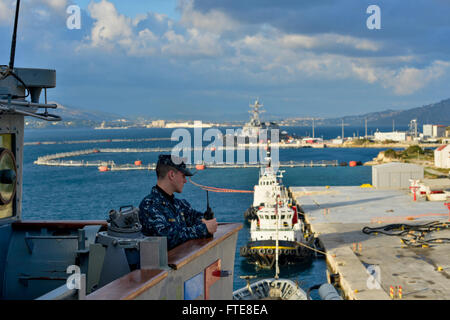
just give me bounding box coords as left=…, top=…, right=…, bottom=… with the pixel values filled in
left=171, top=169, right=187, bottom=193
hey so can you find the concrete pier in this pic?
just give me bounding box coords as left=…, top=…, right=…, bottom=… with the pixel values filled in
left=290, top=185, right=450, bottom=300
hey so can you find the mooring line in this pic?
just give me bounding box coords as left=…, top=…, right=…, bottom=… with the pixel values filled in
left=189, top=178, right=254, bottom=193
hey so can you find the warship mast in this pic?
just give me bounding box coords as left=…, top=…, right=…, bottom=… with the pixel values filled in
left=248, top=99, right=264, bottom=127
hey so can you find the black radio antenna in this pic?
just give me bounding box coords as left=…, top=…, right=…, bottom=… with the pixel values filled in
left=204, top=190, right=214, bottom=220
left=9, top=0, right=21, bottom=70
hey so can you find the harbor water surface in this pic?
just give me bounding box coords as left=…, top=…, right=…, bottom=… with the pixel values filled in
left=22, top=127, right=392, bottom=299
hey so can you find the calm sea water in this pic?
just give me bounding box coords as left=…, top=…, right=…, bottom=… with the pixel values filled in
left=22, top=126, right=392, bottom=298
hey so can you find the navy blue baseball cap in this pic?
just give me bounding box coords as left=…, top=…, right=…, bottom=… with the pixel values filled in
left=157, top=154, right=193, bottom=176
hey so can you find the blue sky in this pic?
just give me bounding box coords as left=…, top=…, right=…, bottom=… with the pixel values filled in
left=0, top=0, right=449, bottom=121
left=74, top=0, right=180, bottom=20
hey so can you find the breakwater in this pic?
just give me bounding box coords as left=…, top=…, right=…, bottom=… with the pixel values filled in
left=34, top=148, right=339, bottom=170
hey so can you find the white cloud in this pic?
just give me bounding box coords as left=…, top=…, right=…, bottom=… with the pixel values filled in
left=279, top=34, right=318, bottom=49
left=126, top=28, right=159, bottom=57
left=349, top=59, right=450, bottom=95
left=88, top=0, right=133, bottom=49
left=230, top=29, right=450, bottom=95
left=334, top=35, right=379, bottom=52
left=41, top=0, right=67, bottom=11
left=70, top=0, right=450, bottom=96
left=230, top=31, right=379, bottom=79
left=380, top=60, right=450, bottom=95
left=27, top=0, right=68, bottom=16
left=34, top=8, right=51, bottom=20
left=280, top=33, right=380, bottom=52
left=162, top=28, right=222, bottom=57
left=227, top=27, right=450, bottom=96
left=79, top=0, right=225, bottom=58
left=351, top=64, right=378, bottom=83
left=179, top=0, right=239, bottom=35
left=0, top=0, right=14, bottom=25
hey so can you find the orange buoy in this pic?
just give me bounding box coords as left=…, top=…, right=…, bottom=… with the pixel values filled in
left=98, top=166, right=109, bottom=172
left=93, top=149, right=100, bottom=153
left=349, top=161, right=357, bottom=167
left=134, top=160, right=142, bottom=166
left=195, top=164, right=205, bottom=170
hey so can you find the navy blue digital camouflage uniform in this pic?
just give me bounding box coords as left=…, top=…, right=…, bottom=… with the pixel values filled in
left=139, top=186, right=209, bottom=249
left=138, top=155, right=209, bottom=250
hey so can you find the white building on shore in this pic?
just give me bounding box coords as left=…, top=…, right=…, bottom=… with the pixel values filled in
left=424, top=124, right=446, bottom=138
left=434, top=145, right=450, bottom=168
left=374, top=131, right=406, bottom=142
left=165, top=121, right=214, bottom=128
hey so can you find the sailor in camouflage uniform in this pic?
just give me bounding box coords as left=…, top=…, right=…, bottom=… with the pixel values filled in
left=139, top=154, right=218, bottom=250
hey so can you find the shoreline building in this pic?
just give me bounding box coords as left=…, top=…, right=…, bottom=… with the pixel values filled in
left=434, top=145, right=450, bottom=168
left=423, top=124, right=447, bottom=138
left=374, top=131, right=406, bottom=142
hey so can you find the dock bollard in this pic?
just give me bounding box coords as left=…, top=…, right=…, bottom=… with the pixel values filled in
left=352, top=243, right=362, bottom=253
left=409, top=186, right=419, bottom=201
left=397, top=286, right=402, bottom=299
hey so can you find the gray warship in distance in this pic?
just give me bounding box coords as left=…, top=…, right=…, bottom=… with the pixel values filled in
left=223, top=99, right=290, bottom=147
left=0, top=0, right=241, bottom=300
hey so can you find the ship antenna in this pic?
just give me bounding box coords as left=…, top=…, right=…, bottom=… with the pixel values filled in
left=3, top=0, right=29, bottom=100
left=9, top=0, right=21, bottom=70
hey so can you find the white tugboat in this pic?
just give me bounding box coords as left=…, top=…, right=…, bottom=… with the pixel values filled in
left=240, top=191, right=313, bottom=268
left=235, top=195, right=308, bottom=300
left=234, top=195, right=341, bottom=300
left=243, top=156, right=291, bottom=223
left=241, top=146, right=313, bottom=268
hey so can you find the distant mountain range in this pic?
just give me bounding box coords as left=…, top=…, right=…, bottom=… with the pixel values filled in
left=24, top=98, right=450, bottom=128
left=25, top=102, right=129, bottom=128
left=51, top=102, right=126, bottom=122
left=320, top=98, right=450, bottom=127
